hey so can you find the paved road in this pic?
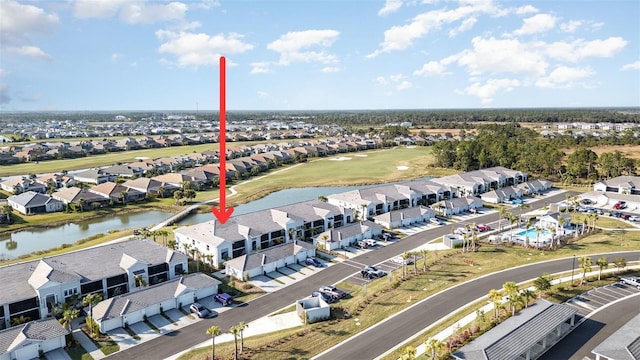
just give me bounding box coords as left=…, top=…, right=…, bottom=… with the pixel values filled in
left=314, top=250, right=640, bottom=360
left=539, top=292, right=640, bottom=360
left=106, top=191, right=577, bottom=360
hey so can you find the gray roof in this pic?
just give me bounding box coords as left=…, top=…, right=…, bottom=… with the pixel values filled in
left=8, top=191, right=60, bottom=207
left=453, top=299, right=577, bottom=360
left=226, top=241, right=314, bottom=272
left=0, top=318, right=68, bottom=352
left=591, top=312, right=640, bottom=360
left=0, top=239, right=187, bottom=305
left=373, top=206, right=433, bottom=223
left=598, top=175, right=640, bottom=189
left=93, top=273, right=220, bottom=321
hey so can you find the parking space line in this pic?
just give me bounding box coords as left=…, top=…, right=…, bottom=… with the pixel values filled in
left=598, top=286, right=631, bottom=297
left=583, top=293, right=613, bottom=305
left=591, top=289, right=619, bottom=301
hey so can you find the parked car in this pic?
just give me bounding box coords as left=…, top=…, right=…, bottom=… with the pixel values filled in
left=454, top=227, right=468, bottom=235
left=430, top=217, right=443, bottom=225
left=305, top=257, right=323, bottom=267
left=189, top=303, right=210, bottom=318
left=620, top=213, right=631, bottom=220
left=214, top=293, right=233, bottom=306
left=362, top=238, right=377, bottom=247
left=311, top=291, right=336, bottom=303
left=356, top=240, right=369, bottom=249
left=613, top=201, right=627, bottom=210
left=133, top=229, right=141, bottom=235
left=511, top=199, right=523, bottom=205
left=629, top=215, right=640, bottom=222
left=476, top=224, right=491, bottom=232
left=361, top=266, right=387, bottom=279
left=621, top=276, right=640, bottom=289
left=318, top=285, right=347, bottom=299
left=391, top=256, right=414, bottom=265
left=580, top=199, right=593, bottom=205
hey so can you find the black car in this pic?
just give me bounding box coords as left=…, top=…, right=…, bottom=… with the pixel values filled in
left=305, top=257, right=323, bottom=267
left=312, top=291, right=336, bottom=303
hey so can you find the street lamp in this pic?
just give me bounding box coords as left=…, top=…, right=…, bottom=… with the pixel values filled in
left=570, top=254, right=576, bottom=286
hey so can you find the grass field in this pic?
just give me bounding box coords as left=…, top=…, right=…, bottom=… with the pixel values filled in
left=227, top=146, right=456, bottom=207
left=563, top=144, right=640, bottom=159
left=177, top=229, right=640, bottom=360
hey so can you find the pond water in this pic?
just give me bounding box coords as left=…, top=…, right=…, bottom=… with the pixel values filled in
left=1, top=177, right=430, bottom=260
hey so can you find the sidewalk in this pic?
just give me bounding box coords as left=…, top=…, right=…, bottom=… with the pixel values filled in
left=165, top=311, right=304, bottom=360
left=71, top=317, right=105, bottom=360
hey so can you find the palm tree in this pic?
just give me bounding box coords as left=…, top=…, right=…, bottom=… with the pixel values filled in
left=613, top=257, right=627, bottom=273
left=548, top=226, right=557, bottom=249
left=488, top=289, right=503, bottom=320
left=533, top=274, right=552, bottom=297
left=503, top=281, right=520, bottom=316
left=321, top=234, right=330, bottom=251
left=420, top=248, right=429, bottom=272
left=579, top=256, right=593, bottom=285
left=11, top=315, right=30, bottom=326
left=59, top=308, right=80, bottom=333
left=229, top=324, right=241, bottom=360
left=236, top=321, right=248, bottom=353
left=596, top=257, right=608, bottom=281
left=288, top=228, right=296, bottom=242
left=77, top=198, right=86, bottom=212
left=119, top=191, right=128, bottom=205
left=520, top=288, right=535, bottom=308
left=508, top=214, right=518, bottom=244
left=82, top=292, right=103, bottom=338
left=402, top=345, right=417, bottom=360
left=498, top=206, right=507, bottom=230
left=425, top=337, right=444, bottom=360
left=206, top=325, right=222, bottom=360
left=401, top=251, right=410, bottom=278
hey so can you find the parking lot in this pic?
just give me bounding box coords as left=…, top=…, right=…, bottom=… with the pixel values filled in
left=567, top=281, right=640, bottom=317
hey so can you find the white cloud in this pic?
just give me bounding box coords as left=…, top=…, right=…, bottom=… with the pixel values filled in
left=0, top=0, right=58, bottom=61
left=74, top=0, right=187, bottom=24
left=414, top=60, right=449, bottom=76
left=560, top=20, right=583, bottom=33
left=267, top=30, right=340, bottom=65
left=449, top=16, right=477, bottom=37
left=536, top=65, right=593, bottom=88
left=389, top=73, right=406, bottom=82
left=156, top=30, right=254, bottom=68
left=514, top=14, right=557, bottom=35
left=375, top=76, right=389, bottom=86
left=379, top=0, right=403, bottom=16
left=321, top=66, right=341, bottom=73
left=367, top=2, right=503, bottom=57
left=396, top=80, right=413, bottom=90
left=515, top=5, right=538, bottom=15
left=6, top=46, right=52, bottom=61
left=621, top=61, right=640, bottom=71
left=111, top=53, right=124, bottom=62
left=257, top=91, right=268, bottom=98
left=250, top=62, right=271, bottom=74
left=462, top=78, right=520, bottom=104
left=457, top=37, right=548, bottom=76
left=544, top=37, right=627, bottom=62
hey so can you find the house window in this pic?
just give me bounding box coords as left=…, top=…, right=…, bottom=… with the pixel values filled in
left=192, top=239, right=195, bottom=245
left=206, top=245, right=210, bottom=251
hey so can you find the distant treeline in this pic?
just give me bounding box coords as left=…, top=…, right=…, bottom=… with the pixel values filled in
left=431, top=124, right=639, bottom=183
left=1, top=108, right=639, bottom=127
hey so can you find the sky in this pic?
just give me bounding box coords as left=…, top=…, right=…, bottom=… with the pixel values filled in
left=1, top=0, right=639, bottom=112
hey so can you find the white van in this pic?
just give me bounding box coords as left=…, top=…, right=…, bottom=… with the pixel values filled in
left=621, top=276, right=640, bottom=288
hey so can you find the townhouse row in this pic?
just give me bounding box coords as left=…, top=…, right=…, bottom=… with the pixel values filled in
left=174, top=167, right=551, bottom=280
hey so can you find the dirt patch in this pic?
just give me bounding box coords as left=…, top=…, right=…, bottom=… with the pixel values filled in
left=563, top=145, right=640, bottom=159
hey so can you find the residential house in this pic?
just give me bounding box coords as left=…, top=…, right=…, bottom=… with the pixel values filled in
left=7, top=192, right=64, bottom=215
left=151, top=173, right=199, bottom=189
left=0, top=319, right=68, bottom=360
left=35, top=173, right=76, bottom=190
left=0, top=239, right=187, bottom=330
left=432, top=196, right=483, bottom=216
left=517, top=179, right=552, bottom=195
left=225, top=241, right=316, bottom=281
left=51, top=187, right=110, bottom=209
left=315, top=221, right=383, bottom=251
left=372, top=206, right=435, bottom=229
left=480, top=186, right=524, bottom=204
left=122, top=178, right=178, bottom=197
left=103, top=164, right=144, bottom=179
left=73, top=169, right=112, bottom=184
left=593, top=175, right=640, bottom=195
left=92, top=273, right=220, bottom=333
left=89, top=182, right=146, bottom=204
left=0, top=177, right=47, bottom=194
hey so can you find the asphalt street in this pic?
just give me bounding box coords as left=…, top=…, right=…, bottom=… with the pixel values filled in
left=104, top=190, right=623, bottom=360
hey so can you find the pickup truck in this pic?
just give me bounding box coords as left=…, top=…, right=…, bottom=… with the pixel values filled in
left=318, top=285, right=347, bottom=299
left=361, top=266, right=387, bottom=279
left=621, top=276, right=640, bottom=288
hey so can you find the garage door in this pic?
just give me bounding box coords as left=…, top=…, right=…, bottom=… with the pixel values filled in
left=124, top=310, right=144, bottom=326
left=14, top=344, right=38, bottom=360
left=195, top=287, right=215, bottom=300
left=146, top=304, right=161, bottom=317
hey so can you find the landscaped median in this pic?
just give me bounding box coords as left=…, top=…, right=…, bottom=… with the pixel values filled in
left=176, top=229, right=640, bottom=360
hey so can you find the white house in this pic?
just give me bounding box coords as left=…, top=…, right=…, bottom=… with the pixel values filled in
left=92, top=273, right=220, bottom=333
left=0, top=319, right=68, bottom=360
left=372, top=206, right=435, bottom=229
left=225, top=241, right=316, bottom=281
left=593, top=175, right=640, bottom=195
left=432, top=196, right=483, bottom=216
left=315, top=221, right=383, bottom=251
left=7, top=191, right=65, bottom=215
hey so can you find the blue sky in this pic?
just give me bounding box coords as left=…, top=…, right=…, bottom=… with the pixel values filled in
left=1, top=0, right=639, bottom=111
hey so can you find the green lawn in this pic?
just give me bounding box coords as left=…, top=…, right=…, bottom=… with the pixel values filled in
left=228, top=147, right=455, bottom=207
left=178, top=229, right=640, bottom=360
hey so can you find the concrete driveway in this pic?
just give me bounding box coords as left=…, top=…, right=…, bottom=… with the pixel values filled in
left=107, top=327, right=138, bottom=350
left=45, top=348, right=72, bottom=360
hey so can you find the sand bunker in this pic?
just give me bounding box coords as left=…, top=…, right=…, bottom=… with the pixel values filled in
left=355, top=154, right=368, bottom=157
left=330, top=157, right=352, bottom=161
left=397, top=166, right=409, bottom=171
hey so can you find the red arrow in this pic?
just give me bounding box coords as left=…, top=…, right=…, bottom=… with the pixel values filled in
left=211, top=56, right=234, bottom=224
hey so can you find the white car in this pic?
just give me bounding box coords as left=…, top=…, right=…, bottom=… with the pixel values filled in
left=430, top=218, right=443, bottom=225
left=391, top=256, right=414, bottom=265
left=362, top=238, right=377, bottom=247
left=629, top=215, right=640, bottom=222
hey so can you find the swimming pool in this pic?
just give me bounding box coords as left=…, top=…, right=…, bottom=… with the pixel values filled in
left=515, top=228, right=551, bottom=240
